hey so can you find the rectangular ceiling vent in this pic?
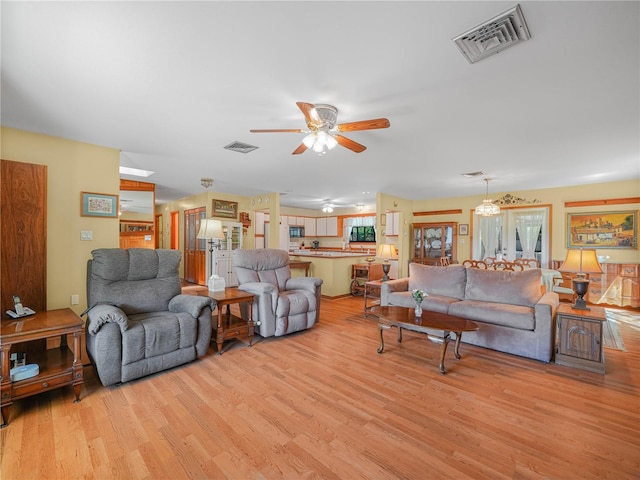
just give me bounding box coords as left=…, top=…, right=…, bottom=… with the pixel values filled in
left=453, top=4, right=531, bottom=64
left=224, top=141, right=259, bottom=154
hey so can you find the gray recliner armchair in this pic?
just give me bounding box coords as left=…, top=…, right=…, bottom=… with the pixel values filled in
left=233, top=249, right=323, bottom=337
left=85, top=248, right=215, bottom=386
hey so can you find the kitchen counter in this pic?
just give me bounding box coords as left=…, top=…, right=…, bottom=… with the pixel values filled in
left=290, top=253, right=382, bottom=297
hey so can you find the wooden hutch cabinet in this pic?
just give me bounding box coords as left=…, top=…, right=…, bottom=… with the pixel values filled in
left=411, top=223, right=457, bottom=265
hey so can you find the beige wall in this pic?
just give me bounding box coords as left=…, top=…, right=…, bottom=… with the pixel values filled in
left=411, top=180, right=640, bottom=265
left=156, top=191, right=252, bottom=277
left=1, top=127, right=120, bottom=315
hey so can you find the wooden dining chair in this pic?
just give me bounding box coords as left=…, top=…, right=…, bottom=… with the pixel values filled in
left=484, top=257, right=497, bottom=266
left=515, top=258, right=540, bottom=268
left=439, top=257, right=451, bottom=266
left=462, top=259, right=488, bottom=269
left=492, top=261, right=525, bottom=271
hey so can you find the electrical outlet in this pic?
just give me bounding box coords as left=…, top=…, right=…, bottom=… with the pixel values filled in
left=71, top=294, right=79, bottom=305
left=81, top=231, right=93, bottom=241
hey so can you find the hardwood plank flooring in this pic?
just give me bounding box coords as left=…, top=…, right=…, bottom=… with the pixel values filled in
left=1, top=296, right=639, bottom=479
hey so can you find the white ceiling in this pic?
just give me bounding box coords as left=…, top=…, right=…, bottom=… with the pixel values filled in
left=2, top=1, right=639, bottom=210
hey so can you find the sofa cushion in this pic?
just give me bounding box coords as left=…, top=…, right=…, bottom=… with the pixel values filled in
left=387, top=291, right=458, bottom=314
left=408, top=263, right=467, bottom=300
left=449, top=300, right=535, bottom=330
left=464, top=268, right=542, bottom=307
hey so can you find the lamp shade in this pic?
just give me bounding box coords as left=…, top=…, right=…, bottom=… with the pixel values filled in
left=559, top=248, right=602, bottom=274
left=376, top=244, right=398, bottom=260
left=197, top=219, right=224, bottom=239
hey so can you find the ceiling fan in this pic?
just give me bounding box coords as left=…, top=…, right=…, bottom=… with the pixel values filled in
left=250, top=102, right=390, bottom=155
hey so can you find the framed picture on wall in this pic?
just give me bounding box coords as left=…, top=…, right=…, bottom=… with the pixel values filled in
left=459, top=224, right=469, bottom=236
left=81, top=192, right=119, bottom=218
left=566, top=211, right=637, bottom=249
left=213, top=199, right=238, bottom=219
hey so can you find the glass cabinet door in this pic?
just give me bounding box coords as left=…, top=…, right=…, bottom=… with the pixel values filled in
left=412, top=223, right=457, bottom=264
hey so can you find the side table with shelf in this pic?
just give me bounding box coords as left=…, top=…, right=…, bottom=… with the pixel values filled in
left=198, top=288, right=255, bottom=354
left=1, top=308, right=84, bottom=427
left=555, top=303, right=606, bottom=374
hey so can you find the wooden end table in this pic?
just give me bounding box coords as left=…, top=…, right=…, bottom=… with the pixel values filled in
left=364, top=280, right=386, bottom=317
left=555, top=303, right=606, bottom=374
left=1, top=308, right=84, bottom=427
left=371, top=306, right=479, bottom=374
left=198, top=288, right=255, bottom=354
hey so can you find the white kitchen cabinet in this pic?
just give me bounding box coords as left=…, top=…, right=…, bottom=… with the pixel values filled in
left=316, top=217, right=327, bottom=236
left=316, top=217, right=338, bottom=236
left=215, top=221, right=242, bottom=286
left=387, top=212, right=400, bottom=236
left=326, top=216, right=338, bottom=236
left=296, top=217, right=305, bottom=226
left=304, top=217, right=316, bottom=236
left=255, top=211, right=265, bottom=235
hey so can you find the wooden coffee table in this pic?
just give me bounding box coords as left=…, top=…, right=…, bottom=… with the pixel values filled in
left=371, top=306, right=479, bottom=374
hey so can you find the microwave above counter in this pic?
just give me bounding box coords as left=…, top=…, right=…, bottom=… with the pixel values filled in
left=289, top=226, right=305, bottom=238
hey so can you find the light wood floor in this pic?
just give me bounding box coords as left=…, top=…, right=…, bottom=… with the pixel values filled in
left=2, top=297, right=639, bottom=479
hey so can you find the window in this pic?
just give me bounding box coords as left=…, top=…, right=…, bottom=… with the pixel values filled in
left=349, top=226, right=376, bottom=242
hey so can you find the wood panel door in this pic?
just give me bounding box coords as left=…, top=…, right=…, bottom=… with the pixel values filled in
left=183, top=207, right=207, bottom=285
left=1, top=160, right=47, bottom=315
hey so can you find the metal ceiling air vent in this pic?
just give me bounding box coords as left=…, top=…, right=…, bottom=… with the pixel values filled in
left=453, top=4, right=531, bottom=64
left=224, top=141, right=259, bottom=154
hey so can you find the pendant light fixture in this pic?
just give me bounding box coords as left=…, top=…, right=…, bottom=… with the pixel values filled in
left=474, top=178, right=500, bottom=216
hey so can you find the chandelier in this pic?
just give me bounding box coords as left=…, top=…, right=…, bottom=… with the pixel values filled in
left=474, top=178, right=500, bottom=216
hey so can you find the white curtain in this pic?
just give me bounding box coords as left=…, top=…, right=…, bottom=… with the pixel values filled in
left=515, top=211, right=544, bottom=259
left=478, top=215, right=502, bottom=260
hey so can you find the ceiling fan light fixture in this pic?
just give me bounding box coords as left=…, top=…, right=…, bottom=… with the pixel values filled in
left=322, top=203, right=334, bottom=213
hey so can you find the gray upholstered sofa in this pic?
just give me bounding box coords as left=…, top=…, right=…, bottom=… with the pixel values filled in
left=380, top=263, right=559, bottom=362
left=85, top=248, right=215, bottom=386
left=233, top=248, right=323, bottom=338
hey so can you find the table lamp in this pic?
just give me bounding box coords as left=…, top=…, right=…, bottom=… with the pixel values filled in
left=558, top=248, right=602, bottom=310
left=376, top=244, right=398, bottom=281
left=197, top=218, right=226, bottom=292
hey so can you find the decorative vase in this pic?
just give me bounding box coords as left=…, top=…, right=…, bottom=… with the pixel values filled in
left=415, top=303, right=423, bottom=317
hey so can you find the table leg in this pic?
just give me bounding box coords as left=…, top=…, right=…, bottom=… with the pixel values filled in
left=377, top=323, right=387, bottom=353
left=247, top=301, right=254, bottom=347
left=397, top=326, right=403, bottom=343
left=216, top=309, right=224, bottom=355
left=438, top=333, right=451, bottom=375
left=363, top=284, right=369, bottom=317
left=453, top=332, right=463, bottom=359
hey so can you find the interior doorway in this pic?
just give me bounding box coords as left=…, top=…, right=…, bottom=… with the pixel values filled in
left=183, top=207, right=207, bottom=285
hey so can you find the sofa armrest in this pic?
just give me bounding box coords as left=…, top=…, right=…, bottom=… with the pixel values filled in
left=285, top=276, right=323, bottom=292
left=86, top=304, right=129, bottom=334
left=380, top=278, right=409, bottom=306
left=168, top=294, right=215, bottom=318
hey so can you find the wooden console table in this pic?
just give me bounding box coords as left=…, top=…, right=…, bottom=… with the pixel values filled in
left=1, top=308, right=84, bottom=427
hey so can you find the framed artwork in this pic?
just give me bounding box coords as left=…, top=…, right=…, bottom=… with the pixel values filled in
left=459, top=224, right=469, bottom=236
left=566, top=211, right=637, bottom=249
left=213, top=199, right=238, bottom=219
left=380, top=214, right=387, bottom=226
left=81, top=192, right=119, bottom=218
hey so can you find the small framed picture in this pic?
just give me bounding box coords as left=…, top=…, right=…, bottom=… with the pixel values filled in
left=459, top=224, right=469, bottom=236
left=380, top=214, right=387, bottom=226
left=81, top=192, right=119, bottom=218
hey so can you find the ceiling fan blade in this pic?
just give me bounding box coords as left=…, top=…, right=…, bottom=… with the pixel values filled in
left=336, top=118, right=390, bottom=132
left=292, top=143, right=308, bottom=155
left=250, top=129, right=304, bottom=133
left=296, top=102, right=322, bottom=129
left=334, top=134, right=367, bottom=153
